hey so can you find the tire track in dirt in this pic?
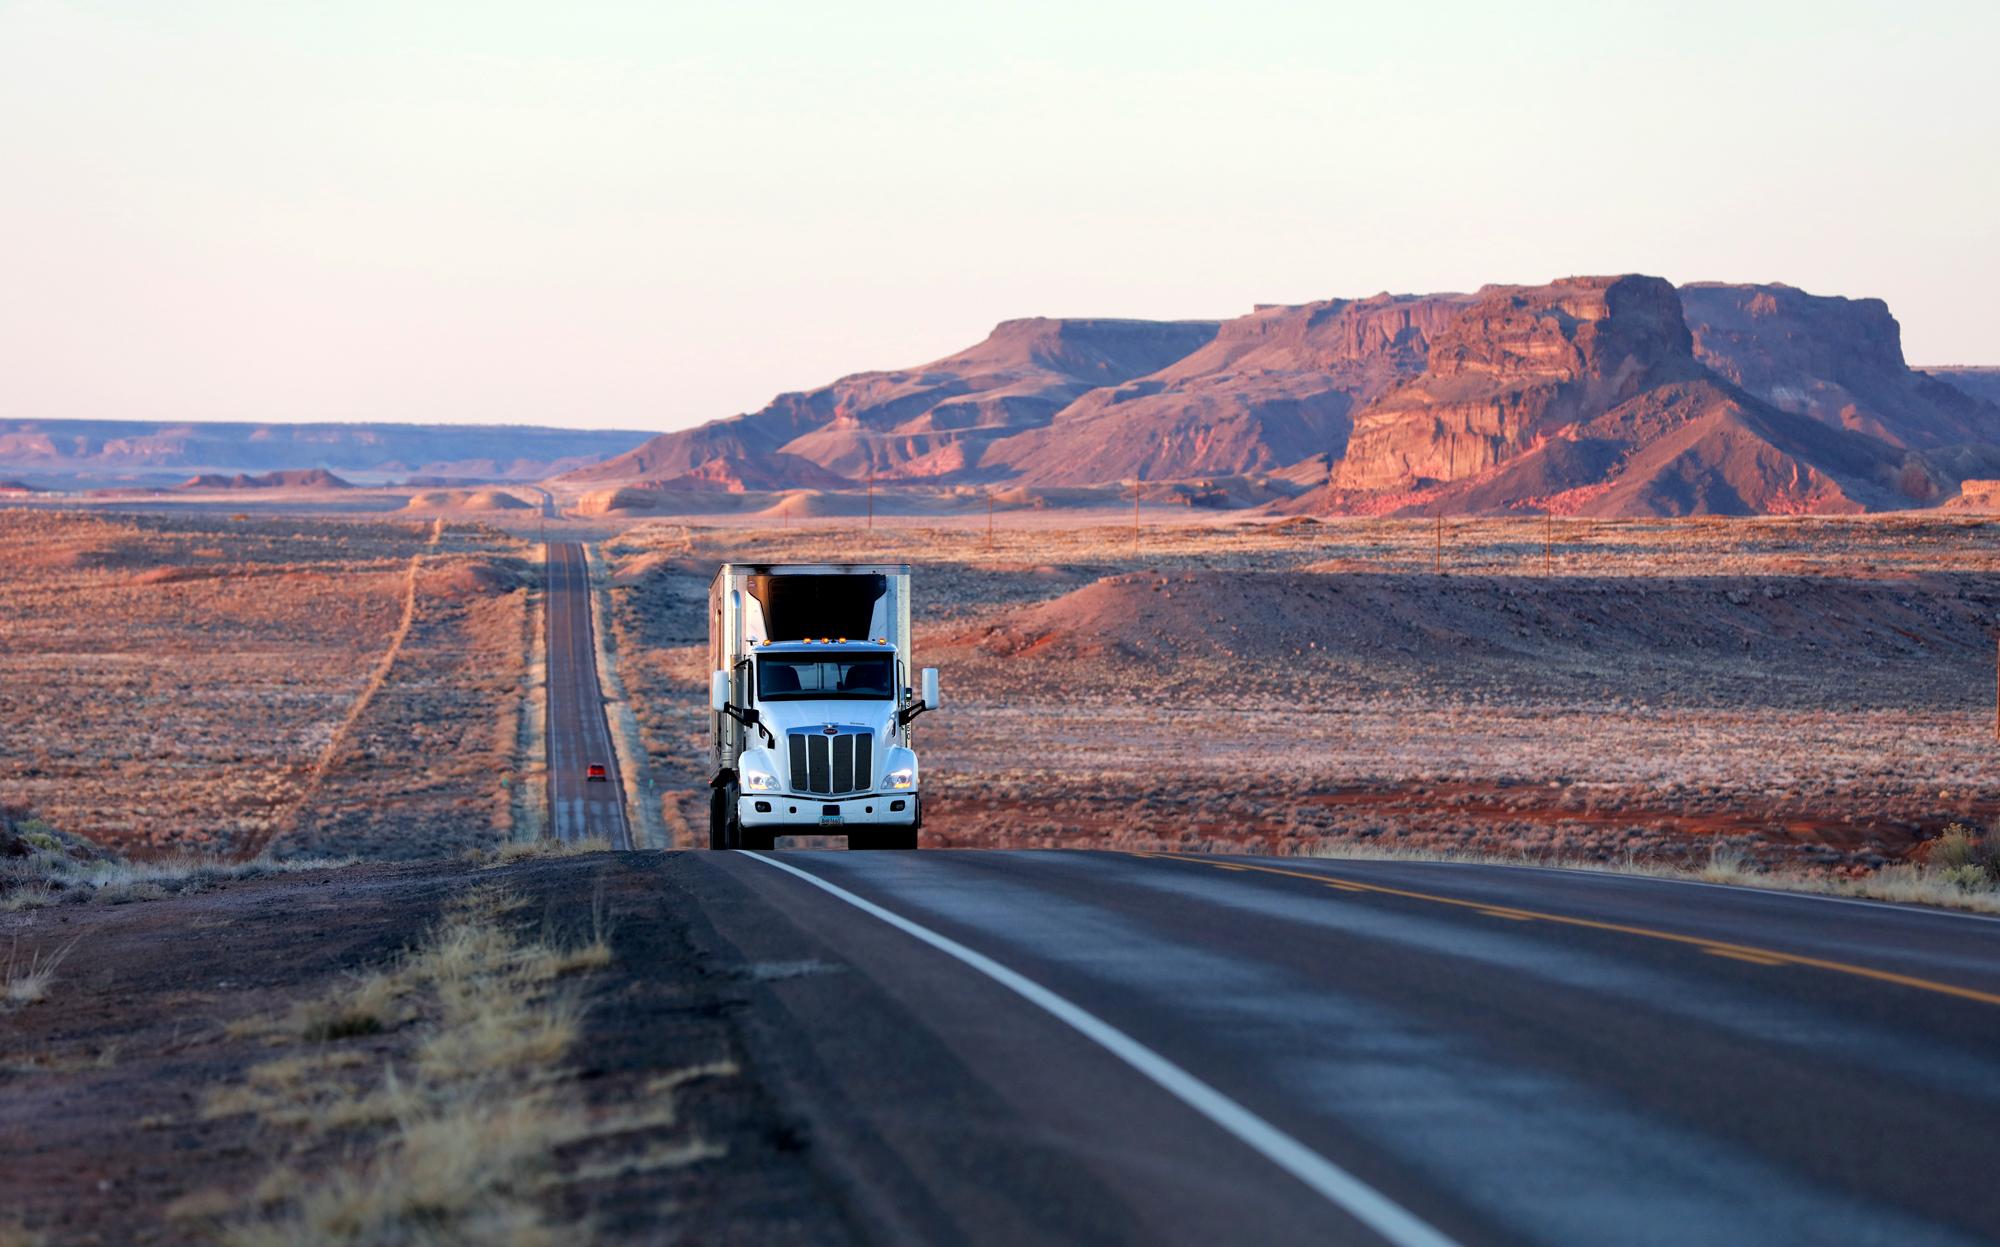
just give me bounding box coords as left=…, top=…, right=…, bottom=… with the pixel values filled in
left=241, top=521, right=442, bottom=860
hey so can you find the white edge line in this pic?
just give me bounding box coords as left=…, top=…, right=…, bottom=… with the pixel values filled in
left=738, top=850, right=1462, bottom=1247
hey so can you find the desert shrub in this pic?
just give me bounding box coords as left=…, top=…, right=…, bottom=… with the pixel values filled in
left=0, top=811, right=352, bottom=907
left=1940, top=864, right=1991, bottom=891
left=1923, top=823, right=2000, bottom=884
left=1699, top=841, right=1756, bottom=883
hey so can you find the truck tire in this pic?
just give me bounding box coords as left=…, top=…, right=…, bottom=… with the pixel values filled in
left=708, top=788, right=729, bottom=850
left=718, top=783, right=771, bottom=850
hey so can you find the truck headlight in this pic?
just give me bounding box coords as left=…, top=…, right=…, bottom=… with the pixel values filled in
left=887, top=767, right=914, bottom=790
left=741, top=768, right=779, bottom=792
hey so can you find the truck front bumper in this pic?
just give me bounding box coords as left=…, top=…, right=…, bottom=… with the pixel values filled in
left=738, top=792, right=918, bottom=829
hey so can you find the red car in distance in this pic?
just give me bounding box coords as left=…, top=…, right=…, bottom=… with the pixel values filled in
left=586, top=763, right=608, bottom=783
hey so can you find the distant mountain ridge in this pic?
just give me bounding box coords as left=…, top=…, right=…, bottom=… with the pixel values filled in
left=0, top=420, right=653, bottom=482
left=179, top=469, right=352, bottom=491
left=1931, top=367, right=2000, bottom=410
left=569, top=276, right=2000, bottom=516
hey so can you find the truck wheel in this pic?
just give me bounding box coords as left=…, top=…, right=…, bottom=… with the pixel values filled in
left=719, top=784, right=772, bottom=850
left=708, top=788, right=729, bottom=850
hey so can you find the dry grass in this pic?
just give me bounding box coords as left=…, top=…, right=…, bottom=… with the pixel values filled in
left=506, top=563, right=551, bottom=842
left=3, top=937, right=77, bottom=1007
left=1310, top=836, right=2000, bottom=916
left=192, top=884, right=710, bottom=1246
left=1, top=816, right=355, bottom=909
left=490, top=836, right=614, bottom=865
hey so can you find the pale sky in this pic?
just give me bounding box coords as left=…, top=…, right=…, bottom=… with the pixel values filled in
left=2, top=1, right=1995, bottom=432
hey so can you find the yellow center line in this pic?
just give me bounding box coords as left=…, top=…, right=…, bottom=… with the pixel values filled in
left=1706, top=948, right=1788, bottom=967
left=1146, top=854, right=2000, bottom=1008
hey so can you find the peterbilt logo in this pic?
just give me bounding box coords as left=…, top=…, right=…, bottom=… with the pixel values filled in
left=822, top=725, right=838, bottom=735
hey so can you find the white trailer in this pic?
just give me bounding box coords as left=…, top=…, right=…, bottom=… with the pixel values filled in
left=707, top=563, right=940, bottom=850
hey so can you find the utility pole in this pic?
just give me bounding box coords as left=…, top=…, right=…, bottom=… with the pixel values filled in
left=1544, top=511, right=1552, bottom=577
left=866, top=468, right=874, bottom=532
left=1133, top=479, right=1142, bottom=549
left=1434, top=511, right=1443, bottom=575
left=986, top=491, right=995, bottom=548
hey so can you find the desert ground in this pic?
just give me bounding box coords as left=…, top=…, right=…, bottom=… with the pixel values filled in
left=0, top=509, right=534, bottom=862
left=6, top=505, right=1996, bottom=875
left=604, top=512, right=2000, bottom=873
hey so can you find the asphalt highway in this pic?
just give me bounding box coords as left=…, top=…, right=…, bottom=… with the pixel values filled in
left=543, top=541, right=631, bottom=848
left=679, top=849, right=2000, bottom=1247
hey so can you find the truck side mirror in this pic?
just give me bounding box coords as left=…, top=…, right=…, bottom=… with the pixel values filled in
left=920, top=667, right=941, bottom=710
left=710, top=670, right=729, bottom=711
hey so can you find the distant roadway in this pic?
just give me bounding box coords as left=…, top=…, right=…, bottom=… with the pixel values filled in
left=543, top=542, right=631, bottom=848
left=674, top=849, right=2000, bottom=1246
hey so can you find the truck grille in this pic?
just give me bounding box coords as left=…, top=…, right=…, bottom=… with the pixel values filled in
left=787, top=729, right=874, bottom=795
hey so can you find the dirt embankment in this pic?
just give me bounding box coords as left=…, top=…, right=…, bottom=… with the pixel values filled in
left=945, top=570, right=2000, bottom=707
left=906, top=567, right=2000, bottom=865
left=401, top=489, right=534, bottom=513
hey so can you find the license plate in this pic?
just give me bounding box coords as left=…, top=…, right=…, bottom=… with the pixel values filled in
left=818, top=815, right=843, bottom=826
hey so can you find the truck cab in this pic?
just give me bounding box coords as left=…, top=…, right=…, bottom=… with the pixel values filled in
left=708, top=564, right=939, bottom=850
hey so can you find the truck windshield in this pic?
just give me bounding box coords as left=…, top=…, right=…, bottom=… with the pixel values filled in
left=757, top=654, right=893, bottom=701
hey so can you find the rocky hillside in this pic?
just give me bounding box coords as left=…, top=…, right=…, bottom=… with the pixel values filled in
left=561, top=318, right=1222, bottom=487
left=570, top=275, right=1999, bottom=516
left=1680, top=285, right=2000, bottom=450
left=977, top=294, right=1472, bottom=485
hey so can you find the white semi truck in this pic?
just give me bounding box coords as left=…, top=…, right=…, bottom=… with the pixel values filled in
left=707, top=563, right=939, bottom=850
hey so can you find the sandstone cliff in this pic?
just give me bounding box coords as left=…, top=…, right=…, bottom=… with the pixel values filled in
left=1333, top=276, right=1705, bottom=492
